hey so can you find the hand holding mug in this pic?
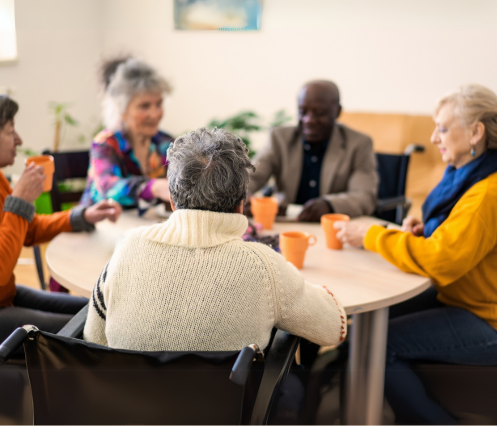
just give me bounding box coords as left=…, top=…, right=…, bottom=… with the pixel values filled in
left=12, top=163, right=45, bottom=203
left=321, top=214, right=350, bottom=249
left=334, top=221, right=371, bottom=248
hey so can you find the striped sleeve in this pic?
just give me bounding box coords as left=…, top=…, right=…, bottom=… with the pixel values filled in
left=83, top=262, right=109, bottom=346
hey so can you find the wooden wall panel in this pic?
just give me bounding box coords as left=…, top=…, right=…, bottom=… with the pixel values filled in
left=338, top=112, right=446, bottom=218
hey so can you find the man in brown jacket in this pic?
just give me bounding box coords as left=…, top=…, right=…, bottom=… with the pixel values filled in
left=248, top=80, right=378, bottom=221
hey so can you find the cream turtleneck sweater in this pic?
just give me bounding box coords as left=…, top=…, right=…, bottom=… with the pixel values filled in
left=83, top=209, right=346, bottom=351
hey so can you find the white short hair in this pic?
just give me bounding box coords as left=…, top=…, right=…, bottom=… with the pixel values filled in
left=102, top=59, right=171, bottom=131
left=435, top=84, right=497, bottom=150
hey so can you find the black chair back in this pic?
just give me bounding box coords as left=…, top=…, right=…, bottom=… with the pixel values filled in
left=376, top=153, right=410, bottom=201
left=25, top=331, right=263, bottom=425
left=374, top=144, right=424, bottom=224
left=42, top=150, right=89, bottom=212
left=375, top=153, right=411, bottom=224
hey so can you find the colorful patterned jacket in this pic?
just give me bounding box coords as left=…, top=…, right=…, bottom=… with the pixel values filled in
left=80, top=129, right=173, bottom=207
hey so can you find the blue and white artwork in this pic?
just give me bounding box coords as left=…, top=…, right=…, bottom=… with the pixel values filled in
left=174, top=0, right=262, bottom=31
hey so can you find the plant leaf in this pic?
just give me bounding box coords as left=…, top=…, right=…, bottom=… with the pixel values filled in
left=64, top=114, right=78, bottom=126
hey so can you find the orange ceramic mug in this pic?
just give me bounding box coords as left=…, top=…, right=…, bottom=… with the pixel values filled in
left=25, top=155, right=55, bottom=192
left=321, top=213, right=350, bottom=249
left=279, top=231, right=317, bottom=269
left=251, top=197, right=278, bottom=230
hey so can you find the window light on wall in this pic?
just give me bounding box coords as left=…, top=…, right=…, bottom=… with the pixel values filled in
left=0, top=0, right=17, bottom=61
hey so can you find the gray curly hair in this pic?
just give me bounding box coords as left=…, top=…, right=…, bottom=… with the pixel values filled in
left=167, top=127, right=255, bottom=213
left=102, top=58, right=171, bottom=131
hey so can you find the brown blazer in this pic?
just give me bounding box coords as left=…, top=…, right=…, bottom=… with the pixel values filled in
left=248, top=124, right=378, bottom=217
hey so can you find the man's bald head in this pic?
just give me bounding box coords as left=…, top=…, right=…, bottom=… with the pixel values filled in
left=299, top=80, right=340, bottom=104
left=298, top=80, right=342, bottom=143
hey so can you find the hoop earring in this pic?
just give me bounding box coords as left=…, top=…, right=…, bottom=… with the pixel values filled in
left=471, top=145, right=475, bottom=156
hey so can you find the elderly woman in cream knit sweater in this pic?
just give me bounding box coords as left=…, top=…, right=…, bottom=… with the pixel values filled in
left=83, top=127, right=346, bottom=352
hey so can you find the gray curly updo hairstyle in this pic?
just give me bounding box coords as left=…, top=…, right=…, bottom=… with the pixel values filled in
left=436, top=84, right=497, bottom=150
left=102, top=58, right=171, bottom=131
left=167, top=128, right=256, bottom=213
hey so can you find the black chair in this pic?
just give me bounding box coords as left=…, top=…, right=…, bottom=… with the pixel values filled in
left=0, top=359, right=32, bottom=425
left=33, top=150, right=90, bottom=290
left=42, top=150, right=90, bottom=213
left=375, top=144, right=425, bottom=225
left=412, top=363, right=497, bottom=423
left=0, top=305, right=301, bottom=425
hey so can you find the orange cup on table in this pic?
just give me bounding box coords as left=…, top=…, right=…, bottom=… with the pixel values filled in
left=279, top=231, right=317, bottom=269
left=24, top=155, right=55, bottom=192
left=251, top=197, right=278, bottom=230
left=321, top=213, right=350, bottom=249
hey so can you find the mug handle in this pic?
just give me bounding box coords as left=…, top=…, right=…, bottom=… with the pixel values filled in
left=308, top=234, right=317, bottom=246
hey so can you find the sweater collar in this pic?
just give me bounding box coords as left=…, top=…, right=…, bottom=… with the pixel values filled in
left=142, top=209, right=248, bottom=248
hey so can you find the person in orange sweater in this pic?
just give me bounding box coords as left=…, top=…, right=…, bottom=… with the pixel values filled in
left=0, top=95, right=122, bottom=347
left=335, top=85, right=497, bottom=425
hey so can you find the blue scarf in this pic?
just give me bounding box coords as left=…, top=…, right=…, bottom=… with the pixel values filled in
left=422, top=149, right=497, bottom=237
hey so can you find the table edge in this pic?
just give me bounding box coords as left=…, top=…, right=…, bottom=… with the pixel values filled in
left=342, top=279, right=432, bottom=315
left=45, top=243, right=93, bottom=298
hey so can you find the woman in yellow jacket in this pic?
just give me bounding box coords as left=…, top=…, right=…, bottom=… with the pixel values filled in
left=335, top=84, right=497, bottom=425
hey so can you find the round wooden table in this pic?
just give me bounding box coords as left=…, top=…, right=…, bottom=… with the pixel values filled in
left=46, top=210, right=431, bottom=425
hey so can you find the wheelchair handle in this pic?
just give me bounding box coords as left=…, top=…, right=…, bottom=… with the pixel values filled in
left=230, top=344, right=263, bottom=386
left=404, top=144, right=425, bottom=155
left=0, top=325, right=38, bottom=365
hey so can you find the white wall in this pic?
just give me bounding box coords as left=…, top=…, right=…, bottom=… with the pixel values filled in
left=0, top=0, right=103, bottom=174
left=100, top=0, right=497, bottom=149
left=2, top=0, right=497, bottom=174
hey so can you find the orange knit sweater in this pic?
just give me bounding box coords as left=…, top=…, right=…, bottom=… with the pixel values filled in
left=0, top=171, right=72, bottom=307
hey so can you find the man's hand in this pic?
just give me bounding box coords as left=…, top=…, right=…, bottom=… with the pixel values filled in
left=12, top=163, right=45, bottom=203
left=84, top=199, right=122, bottom=224
left=402, top=216, right=424, bottom=237
left=297, top=198, right=331, bottom=222
left=334, top=221, right=371, bottom=248
left=151, top=178, right=170, bottom=201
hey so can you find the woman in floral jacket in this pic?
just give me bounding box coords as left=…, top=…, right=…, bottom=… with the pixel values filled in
left=81, top=58, right=173, bottom=208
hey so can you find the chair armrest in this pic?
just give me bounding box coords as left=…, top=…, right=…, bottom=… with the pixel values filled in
left=0, top=325, right=38, bottom=365
left=57, top=304, right=89, bottom=339
left=231, top=344, right=264, bottom=386
left=376, top=196, right=407, bottom=212
left=249, top=330, right=300, bottom=425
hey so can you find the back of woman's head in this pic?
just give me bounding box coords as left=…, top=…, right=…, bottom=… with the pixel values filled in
left=167, top=128, right=255, bottom=213
left=100, top=55, right=131, bottom=90
left=102, top=57, right=171, bottom=131
left=436, top=84, right=497, bottom=149
left=0, top=95, right=18, bottom=131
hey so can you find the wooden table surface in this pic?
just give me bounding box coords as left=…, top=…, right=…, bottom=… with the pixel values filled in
left=46, top=210, right=431, bottom=314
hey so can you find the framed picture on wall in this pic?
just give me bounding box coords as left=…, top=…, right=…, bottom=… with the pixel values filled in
left=174, top=0, right=262, bottom=31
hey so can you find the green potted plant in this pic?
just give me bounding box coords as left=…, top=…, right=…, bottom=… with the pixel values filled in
left=207, top=109, right=292, bottom=157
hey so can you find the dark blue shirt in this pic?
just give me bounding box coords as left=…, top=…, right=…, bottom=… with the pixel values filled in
left=295, top=139, right=329, bottom=205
